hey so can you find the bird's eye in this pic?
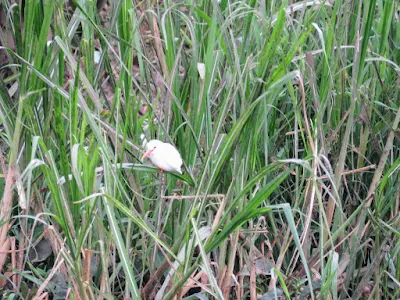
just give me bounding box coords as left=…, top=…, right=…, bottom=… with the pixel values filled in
left=153, top=146, right=157, bottom=149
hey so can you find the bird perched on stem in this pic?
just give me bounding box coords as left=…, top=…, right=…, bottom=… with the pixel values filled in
left=142, top=139, right=183, bottom=174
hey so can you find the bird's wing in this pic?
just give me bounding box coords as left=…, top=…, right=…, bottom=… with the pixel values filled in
left=163, top=143, right=183, bottom=169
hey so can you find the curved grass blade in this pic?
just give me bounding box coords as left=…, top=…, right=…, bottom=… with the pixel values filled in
left=207, top=167, right=294, bottom=251
left=102, top=192, right=141, bottom=299
left=102, top=194, right=179, bottom=261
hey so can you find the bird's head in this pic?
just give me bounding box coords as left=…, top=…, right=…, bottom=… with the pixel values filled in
left=142, top=139, right=163, bottom=160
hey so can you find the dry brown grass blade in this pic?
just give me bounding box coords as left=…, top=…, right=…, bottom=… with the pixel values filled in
left=0, top=164, right=16, bottom=286
left=250, top=250, right=256, bottom=300
left=150, top=14, right=169, bottom=81
left=200, top=272, right=208, bottom=294
left=142, top=260, right=170, bottom=298
left=83, top=249, right=94, bottom=284
left=179, top=271, right=207, bottom=298
left=222, top=231, right=240, bottom=299
left=0, top=271, right=13, bottom=290
left=0, top=165, right=17, bottom=242
left=237, top=267, right=244, bottom=299
left=10, top=237, right=17, bottom=288
left=44, top=227, right=69, bottom=279
left=0, top=237, right=11, bottom=272
left=16, top=223, right=26, bottom=290
left=33, top=256, right=64, bottom=300
left=217, top=265, right=227, bottom=288
left=142, top=238, right=185, bottom=300
left=210, top=194, right=226, bottom=232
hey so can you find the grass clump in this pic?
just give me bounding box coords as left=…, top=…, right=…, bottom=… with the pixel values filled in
left=0, top=0, right=399, bottom=299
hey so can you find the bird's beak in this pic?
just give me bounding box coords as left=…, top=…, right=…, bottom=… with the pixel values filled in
left=142, top=149, right=153, bottom=160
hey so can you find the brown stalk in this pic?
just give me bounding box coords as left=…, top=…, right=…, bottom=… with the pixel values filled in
left=0, top=165, right=17, bottom=241
left=33, top=256, right=64, bottom=299
left=82, top=249, right=93, bottom=284
left=0, top=238, right=11, bottom=272
left=33, top=293, right=49, bottom=300
left=16, top=223, right=25, bottom=289
left=238, top=274, right=244, bottom=299
left=222, top=231, right=240, bottom=299
left=200, top=272, right=208, bottom=294
left=141, top=260, right=171, bottom=298
left=164, top=27, right=186, bottom=133
left=0, top=163, right=17, bottom=284
left=211, top=195, right=227, bottom=232
left=180, top=271, right=205, bottom=296
left=249, top=249, right=256, bottom=300
left=149, top=14, right=169, bottom=81
left=217, top=265, right=227, bottom=287
left=44, top=226, right=69, bottom=279
left=10, top=237, right=17, bottom=288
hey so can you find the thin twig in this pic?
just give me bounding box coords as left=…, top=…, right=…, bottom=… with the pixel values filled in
left=162, top=194, right=226, bottom=200
left=317, top=164, right=376, bottom=180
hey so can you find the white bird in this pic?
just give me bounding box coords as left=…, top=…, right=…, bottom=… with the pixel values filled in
left=142, top=139, right=183, bottom=174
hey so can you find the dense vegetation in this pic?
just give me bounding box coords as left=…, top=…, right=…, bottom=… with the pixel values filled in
left=0, top=0, right=399, bottom=299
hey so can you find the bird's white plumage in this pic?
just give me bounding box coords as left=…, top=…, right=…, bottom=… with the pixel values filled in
left=144, top=140, right=183, bottom=173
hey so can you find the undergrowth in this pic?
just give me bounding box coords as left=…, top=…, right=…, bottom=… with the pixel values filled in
left=0, top=0, right=399, bottom=299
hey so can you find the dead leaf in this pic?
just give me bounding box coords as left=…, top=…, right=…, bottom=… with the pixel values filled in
left=28, top=239, right=52, bottom=263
